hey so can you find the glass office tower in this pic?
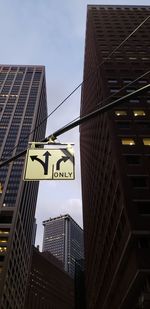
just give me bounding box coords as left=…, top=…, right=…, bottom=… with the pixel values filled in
left=0, top=65, right=47, bottom=308
left=80, top=5, right=150, bottom=309
left=43, top=214, right=84, bottom=278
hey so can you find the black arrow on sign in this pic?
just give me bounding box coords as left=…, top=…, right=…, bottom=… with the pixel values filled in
left=56, top=156, right=69, bottom=171
left=30, top=151, right=51, bottom=175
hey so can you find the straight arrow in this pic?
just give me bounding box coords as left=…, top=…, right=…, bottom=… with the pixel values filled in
left=30, top=151, right=51, bottom=175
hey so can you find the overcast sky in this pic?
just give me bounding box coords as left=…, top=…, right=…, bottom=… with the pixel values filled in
left=0, top=0, right=149, bottom=249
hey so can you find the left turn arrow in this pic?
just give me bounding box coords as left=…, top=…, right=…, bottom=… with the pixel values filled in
left=30, top=151, right=51, bottom=175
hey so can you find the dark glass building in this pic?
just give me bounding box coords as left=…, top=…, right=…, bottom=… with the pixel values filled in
left=0, top=65, right=47, bottom=308
left=24, top=246, right=75, bottom=309
left=42, top=214, right=84, bottom=278
left=80, top=5, right=150, bottom=309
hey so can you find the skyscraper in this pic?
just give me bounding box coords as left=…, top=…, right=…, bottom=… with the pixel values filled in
left=24, top=246, right=75, bottom=309
left=80, top=5, right=150, bottom=309
left=42, top=214, right=84, bottom=278
left=0, top=65, right=47, bottom=309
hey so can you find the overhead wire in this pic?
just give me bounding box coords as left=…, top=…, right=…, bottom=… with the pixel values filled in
left=57, top=69, right=150, bottom=132
left=46, top=83, right=150, bottom=140
left=2, top=68, right=150, bottom=163
left=0, top=83, right=150, bottom=169
left=1, top=14, right=150, bottom=160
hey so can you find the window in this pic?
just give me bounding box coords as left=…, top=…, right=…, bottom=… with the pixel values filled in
left=0, top=247, right=7, bottom=253
left=142, top=57, right=149, bottom=61
left=138, top=80, right=147, bottom=84
left=117, top=121, right=130, bottom=129
left=0, top=238, right=8, bottom=244
left=138, top=238, right=150, bottom=249
left=129, top=57, right=137, bottom=60
left=136, top=122, right=150, bottom=130
left=110, top=89, right=119, bottom=93
left=0, top=211, right=13, bottom=224
left=123, top=80, right=132, bottom=84
left=126, top=89, right=135, bottom=93
left=121, top=138, right=135, bottom=145
left=125, top=155, right=141, bottom=164
left=143, top=138, right=150, bottom=146
left=133, top=110, right=146, bottom=117
left=108, top=80, right=118, bottom=83
left=135, top=200, right=150, bottom=215
left=0, top=229, right=9, bottom=235
left=130, top=176, right=147, bottom=188
left=129, top=99, right=140, bottom=104
left=115, top=110, right=127, bottom=116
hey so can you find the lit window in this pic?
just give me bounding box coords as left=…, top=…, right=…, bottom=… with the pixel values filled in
left=115, top=111, right=127, bottom=116
left=0, top=247, right=7, bottom=253
left=0, top=230, right=9, bottom=235
left=133, top=110, right=146, bottom=117
left=143, top=138, right=150, bottom=146
left=121, top=138, right=135, bottom=145
left=0, top=237, right=8, bottom=243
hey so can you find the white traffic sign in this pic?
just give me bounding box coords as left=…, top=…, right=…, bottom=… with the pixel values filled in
left=23, top=146, right=75, bottom=181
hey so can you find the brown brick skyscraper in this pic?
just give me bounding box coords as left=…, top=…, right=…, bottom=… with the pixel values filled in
left=80, top=5, right=150, bottom=309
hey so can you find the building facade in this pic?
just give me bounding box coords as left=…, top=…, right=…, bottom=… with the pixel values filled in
left=42, top=214, right=84, bottom=278
left=80, top=5, right=150, bottom=309
left=74, top=259, right=86, bottom=309
left=0, top=65, right=47, bottom=309
left=24, top=246, right=75, bottom=309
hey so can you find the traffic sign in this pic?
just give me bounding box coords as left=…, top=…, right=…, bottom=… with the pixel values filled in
left=23, top=146, right=75, bottom=181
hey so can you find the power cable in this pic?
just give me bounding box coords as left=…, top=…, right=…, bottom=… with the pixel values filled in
left=97, top=70, right=150, bottom=106
left=46, top=83, right=150, bottom=140
left=60, top=69, right=150, bottom=131
left=2, top=14, right=150, bottom=160
left=0, top=83, right=149, bottom=169
left=99, top=15, right=150, bottom=64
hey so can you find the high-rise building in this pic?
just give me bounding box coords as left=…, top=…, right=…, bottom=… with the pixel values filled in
left=0, top=65, right=47, bottom=309
left=74, top=259, right=86, bottom=309
left=80, top=5, right=150, bottom=309
left=24, top=246, right=75, bottom=309
left=42, top=214, right=84, bottom=278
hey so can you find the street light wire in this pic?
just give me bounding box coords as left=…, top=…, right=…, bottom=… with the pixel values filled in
left=1, top=14, right=150, bottom=160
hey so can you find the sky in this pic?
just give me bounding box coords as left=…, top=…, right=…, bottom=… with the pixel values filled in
left=0, top=0, right=149, bottom=249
